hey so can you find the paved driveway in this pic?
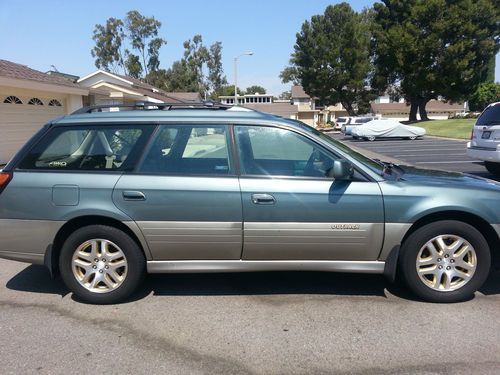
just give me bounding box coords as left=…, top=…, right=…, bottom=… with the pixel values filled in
left=329, top=133, right=497, bottom=179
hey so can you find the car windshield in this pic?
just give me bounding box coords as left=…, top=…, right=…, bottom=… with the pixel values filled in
left=476, top=104, right=500, bottom=126
left=336, top=117, right=348, bottom=123
left=289, top=120, right=385, bottom=173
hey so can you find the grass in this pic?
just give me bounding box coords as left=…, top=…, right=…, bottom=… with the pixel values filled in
left=415, top=119, right=475, bottom=140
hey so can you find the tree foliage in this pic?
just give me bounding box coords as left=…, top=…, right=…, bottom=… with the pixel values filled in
left=281, top=3, right=375, bottom=115
left=207, top=42, right=228, bottom=96
left=372, top=0, right=500, bottom=121
left=91, top=10, right=166, bottom=80
left=469, top=82, right=500, bottom=112
left=245, top=85, right=266, bottom=95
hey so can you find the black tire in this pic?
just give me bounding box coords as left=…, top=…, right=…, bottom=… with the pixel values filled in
left=59, top=225, right=145, bottom=304
left=485, top=162, right=500, bottom=176
left=399, top=220, right=490, bottom=303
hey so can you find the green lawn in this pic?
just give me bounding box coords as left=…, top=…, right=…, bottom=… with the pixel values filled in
left=416, top=119, right=475, bottom=140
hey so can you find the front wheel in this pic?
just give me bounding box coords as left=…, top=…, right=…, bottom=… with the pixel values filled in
left=59, top=225, right=145, bottom=304
left=485, top=161, right=500, bottom=176
left=399, top=221, right=490, bottom=303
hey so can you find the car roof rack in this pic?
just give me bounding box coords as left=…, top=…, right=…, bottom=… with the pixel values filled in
left=71, top=100, right=232, bottom=115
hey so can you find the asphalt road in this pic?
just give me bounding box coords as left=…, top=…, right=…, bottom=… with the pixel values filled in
left=329, top=132, right=498, bottom=180
left=1, top=133, right=500, bottom=374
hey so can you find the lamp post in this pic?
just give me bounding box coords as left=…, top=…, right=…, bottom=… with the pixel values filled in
left=234, top=51, right=253, bottom=106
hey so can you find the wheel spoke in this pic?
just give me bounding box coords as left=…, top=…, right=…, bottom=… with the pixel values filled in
left=90, top=240, right=99, bottom=258
left=418, top=257, right=436, bottom=267
left=426, top=242, right=441, bottom=258
left=449, top=238, right=465, bottom=252
left=435, top=237, right=447, bottom=252
left=73, top=258, right=91, bottom=269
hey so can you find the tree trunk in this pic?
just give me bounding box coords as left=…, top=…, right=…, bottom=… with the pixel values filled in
left=342, top=101, right=356, bottom=116
left=418, top=98, right=430, bottom=121
left=409, top=100, right=418, bottom=122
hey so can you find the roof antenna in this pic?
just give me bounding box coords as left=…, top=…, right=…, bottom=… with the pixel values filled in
left=50, top=65, right=59, bottom=72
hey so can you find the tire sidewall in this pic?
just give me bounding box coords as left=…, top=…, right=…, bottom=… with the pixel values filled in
left=59, top=225, right=145, bottom=304
left=400, top=220, right=491, bottom=303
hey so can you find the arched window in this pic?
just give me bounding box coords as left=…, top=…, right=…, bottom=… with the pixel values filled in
left=48, top=99, right=62, bottom=107
left=3, top=96, right=22, bottom=104
left=28, top=98, right=44, bottom=105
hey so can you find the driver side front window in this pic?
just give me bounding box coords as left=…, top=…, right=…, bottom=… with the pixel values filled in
left=235, top=125, right=338, bottom=177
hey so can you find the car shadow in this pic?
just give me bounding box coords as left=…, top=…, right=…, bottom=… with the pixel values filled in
left=6, top=265, right=500, bottom=304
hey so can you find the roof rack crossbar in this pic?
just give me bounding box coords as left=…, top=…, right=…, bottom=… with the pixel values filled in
left=71, top=101, right=231, bottom=115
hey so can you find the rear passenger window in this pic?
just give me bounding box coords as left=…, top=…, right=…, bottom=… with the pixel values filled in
left=140, top=125, right=231, bottom=175
left=18, top=126, right=153, bottom=171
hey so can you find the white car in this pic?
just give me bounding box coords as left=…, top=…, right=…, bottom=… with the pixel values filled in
left=351, top=119, right=426, bottom=141
left=333, top=116, right=351, bottom=131
left=467, top=102, right=500, bottom=175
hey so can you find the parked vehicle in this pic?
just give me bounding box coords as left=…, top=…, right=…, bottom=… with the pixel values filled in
left=351, top=119, right=426, bottom=141
left=334, top=117, right=351, bottom=131
left=0, top=102, right=498, bottom=304
left=467, top=102, right=500, bottom=175
left=341, top=116, right=378, bottom=136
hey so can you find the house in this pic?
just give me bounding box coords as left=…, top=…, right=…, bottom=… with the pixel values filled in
left=0, top=59, right=88, bottom=164
left=77, top=70, right=201, bottom=105
left=219, top=92, right=273, bottom=105
left=371, top=100, right=467, bottom=121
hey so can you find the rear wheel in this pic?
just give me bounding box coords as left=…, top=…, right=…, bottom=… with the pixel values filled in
left=59, top=225, right=145, bottom=304
left=408, top=136, right=417, bottom=140
left=399, top=220, right=490, bottom=303
left=366, top=136, right=376, bottom=141
left=485, top=161, right=500, bottom=176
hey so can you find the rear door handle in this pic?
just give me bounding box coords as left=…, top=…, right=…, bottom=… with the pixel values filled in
left=122, top=190, right=146, bottom=201
left=251, top=193, right=276, bottom=205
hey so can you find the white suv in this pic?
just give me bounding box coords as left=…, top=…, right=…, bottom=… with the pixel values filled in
left=467, top=102, right=500, bottom=175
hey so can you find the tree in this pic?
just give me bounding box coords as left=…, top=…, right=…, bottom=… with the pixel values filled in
left=372, top=0, right=500, bottom=121
left=245, top=85, right=266, bottom=95
left=281, top=3, right=375, bottom=116
left=216, top=85, right=243, bottom=97
left=469, top=82, right=500, bottom=112
left=207, top=42, right=228, bottom=97
left=278, top=91, right=292, bottom=100
left=91, top=18, right=126, bottom=74
left=91, top=10, right=166, bottom=80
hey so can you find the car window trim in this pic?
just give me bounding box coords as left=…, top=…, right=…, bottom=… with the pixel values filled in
left=133, top=123, right=237, bottom=177
left=232, top=123, right=370, bottom=182
left=14, top=123, right=156, bottom=173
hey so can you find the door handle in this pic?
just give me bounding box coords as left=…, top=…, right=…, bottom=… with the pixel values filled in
left=251, top=193, right=276, bottom=205
left=122, top=190, right=146, bottom=201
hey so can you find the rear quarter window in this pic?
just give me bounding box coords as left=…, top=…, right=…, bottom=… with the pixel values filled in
left=17, top=125, right=154, bottom=171
left=476, top=104, right=500, bottom=126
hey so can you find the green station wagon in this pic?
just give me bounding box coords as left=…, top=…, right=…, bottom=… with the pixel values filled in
left=0, top=102, right=499, bottom=304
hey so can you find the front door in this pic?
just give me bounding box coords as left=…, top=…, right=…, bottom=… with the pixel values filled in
left=234, top=125, right=384, bottom=261
left=113, top=124, right=242, bottom=260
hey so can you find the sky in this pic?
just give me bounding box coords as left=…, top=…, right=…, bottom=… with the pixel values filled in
left=0, top=0, right=499, bottom=95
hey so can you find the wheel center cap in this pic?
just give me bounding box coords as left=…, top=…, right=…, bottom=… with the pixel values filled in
left=96, top=261, right=106, bottom=271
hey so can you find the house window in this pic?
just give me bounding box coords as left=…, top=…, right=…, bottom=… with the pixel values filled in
left=3, top=96, right=22, bottom=104
left=48, top=99, right=62, bottom=107
left=28, top=98, right=44, bottom=105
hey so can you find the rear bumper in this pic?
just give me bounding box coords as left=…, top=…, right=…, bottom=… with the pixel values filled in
left=0, top=219, right=63, bottom=264
left=466, top=143, right=500, bottom=162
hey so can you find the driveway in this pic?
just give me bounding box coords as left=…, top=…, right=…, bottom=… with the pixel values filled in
left=1, top=260, right=499, bottom=374
left=329, top=133, right=497, bottom=179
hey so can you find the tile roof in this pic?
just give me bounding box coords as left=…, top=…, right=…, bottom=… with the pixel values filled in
left=0, top=59, right=81, bottom=88
left=243, top=102, right=298, bottom=117
left=291, top=85, right=310, bottom=99
left=371, top=100, right=464, bottom=113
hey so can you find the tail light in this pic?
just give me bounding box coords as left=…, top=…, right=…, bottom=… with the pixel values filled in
left=471, top=129, right=476, bottom=140
left=0, top=172, right=12, bottom=194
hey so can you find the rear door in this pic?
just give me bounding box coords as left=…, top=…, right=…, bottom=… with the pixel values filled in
left=235, top=125, right=384, bottom=261
left=113, top=124, right=243, bottom=260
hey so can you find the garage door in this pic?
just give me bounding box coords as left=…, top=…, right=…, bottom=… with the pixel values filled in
left=0, top=99, right=65, bottom=164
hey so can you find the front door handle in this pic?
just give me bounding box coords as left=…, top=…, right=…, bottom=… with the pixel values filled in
left=122, top=190, right=146, bottom=201
left=251, top=193, right=276, bottom=205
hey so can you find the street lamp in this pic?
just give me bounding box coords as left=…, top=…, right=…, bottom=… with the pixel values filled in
left=234, top=51, right=253, bottom=106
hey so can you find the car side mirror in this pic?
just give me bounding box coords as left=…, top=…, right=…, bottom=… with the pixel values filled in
left=328, top=159, right=354, bottom=180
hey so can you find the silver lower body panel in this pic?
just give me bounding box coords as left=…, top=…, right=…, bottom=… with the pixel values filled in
left=147, top=260, right=385, bottom=274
